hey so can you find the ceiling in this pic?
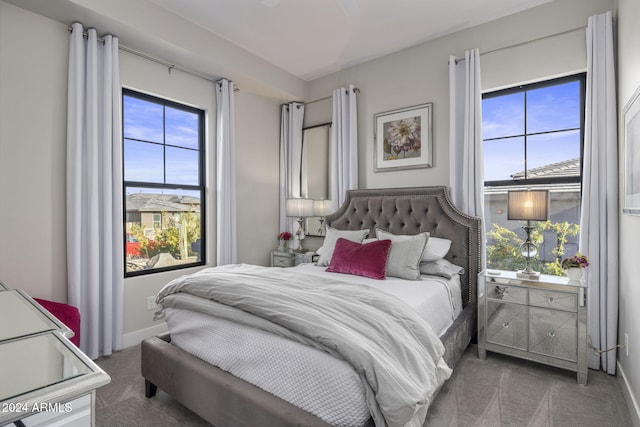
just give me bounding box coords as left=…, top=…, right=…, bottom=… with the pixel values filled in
left=147, top=0, right=552, bottom=81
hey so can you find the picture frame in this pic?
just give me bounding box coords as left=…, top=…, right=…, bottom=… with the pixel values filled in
left=623, top=85, right=640, bottom=215
left=374, top=103, right=433, bottom=172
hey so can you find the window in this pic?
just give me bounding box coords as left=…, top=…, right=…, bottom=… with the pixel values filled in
left=152, top=213, right=162, bottom=229
left=482, top=74, right=585, bottom=276
left=123, top=89, right=205, bottom=276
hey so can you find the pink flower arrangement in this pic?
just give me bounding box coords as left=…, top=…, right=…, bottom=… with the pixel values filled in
left=561, top=252, right=589, bottom=269
left=278, top=231, right=292, bottom=241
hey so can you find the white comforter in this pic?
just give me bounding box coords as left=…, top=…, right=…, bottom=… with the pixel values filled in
left=294, top=263, right=462, bottom=336
left=156, top=264, right=453, bottom=427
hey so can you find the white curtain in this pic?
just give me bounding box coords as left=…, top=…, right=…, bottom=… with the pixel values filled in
left=449, top=48, right=485, bottom=268
left=580, top=11, right=618, bottom=374
left=279, top=102, right=305, bottom=237
left=216, top=79, right=237, bottom=265
left=67, top=22, right=123, bottom=359
left=330, top=85, right=358, bottom=211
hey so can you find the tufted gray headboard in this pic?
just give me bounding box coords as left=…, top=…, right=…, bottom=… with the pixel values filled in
left=325, top=186, right=482, bottom=307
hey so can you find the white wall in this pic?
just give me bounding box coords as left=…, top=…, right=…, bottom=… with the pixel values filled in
left=0, top=1, right=284, bottom=341
left=235, top=92, right=281, bottom=266
left=306, top=0, right=611, bottom=192
left=1, top=0, right=308, bottom=102
left=617, top=0, right=640, bottom=423
left=0, top=1, right=69, bottom=301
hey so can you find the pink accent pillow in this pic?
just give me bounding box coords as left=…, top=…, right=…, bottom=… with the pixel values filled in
left=326, top=238, right=392, bottom=280
left=34, top=298, right=81, bottom=347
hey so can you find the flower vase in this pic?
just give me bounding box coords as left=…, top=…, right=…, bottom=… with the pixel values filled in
left=565, top=267, right=583, bottom=282
left=278, top=240, right=287, bottom=252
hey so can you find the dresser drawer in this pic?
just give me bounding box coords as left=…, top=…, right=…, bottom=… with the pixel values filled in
left=529, top=307, right=577, bottom=361
left=272, top=255, right=294, bottom=267
left=529, top=288, right=577, bottom=312
left=486, top=284, right=527, bottom=304
left=486, top=301, right=528, bottom=350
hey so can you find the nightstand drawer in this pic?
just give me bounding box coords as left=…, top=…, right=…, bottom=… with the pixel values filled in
left=529, top=307, right=577, bottom=361
left=294, top=253, right=314, bottom=265
left=529, top=288, right=577, bottom=312
left=272, top=255, right=294, bottom=267
left=486, top=284, right=527, bottom=304
left=486, top=301, right=528, bottom=350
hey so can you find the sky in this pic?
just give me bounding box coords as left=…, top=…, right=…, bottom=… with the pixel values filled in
left=123, top=95, right=201, bottom=190
left=123, top=80, right=581, bottom=190
left=482, top=80, right=581, bottom=182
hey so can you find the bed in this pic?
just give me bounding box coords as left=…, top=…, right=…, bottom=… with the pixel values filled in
left=141, top=186, right=481, bottom=427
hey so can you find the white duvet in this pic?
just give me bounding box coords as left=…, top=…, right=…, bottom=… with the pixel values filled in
left=294, top=263, right=462, bottom=336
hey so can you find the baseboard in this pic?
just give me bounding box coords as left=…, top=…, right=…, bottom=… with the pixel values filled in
left=121, top=322, right=168, bottom=349
left=618, top=361, right=640, bottom=427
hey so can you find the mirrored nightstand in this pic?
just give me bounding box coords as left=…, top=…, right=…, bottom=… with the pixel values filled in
left=478, top=270, right=588, bottom=385
left=270, top=251, right=316, bottom=267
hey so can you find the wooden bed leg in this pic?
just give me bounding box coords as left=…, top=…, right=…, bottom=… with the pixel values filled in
left=145, top=379, right=158, bottom=398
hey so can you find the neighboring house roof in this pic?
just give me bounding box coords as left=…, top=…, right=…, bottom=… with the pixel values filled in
left=511, top=158, right=580, bottom=180
left=126, top=193, right=201, bottom=212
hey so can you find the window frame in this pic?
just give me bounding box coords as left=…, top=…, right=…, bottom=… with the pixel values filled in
left=122, top=88, right=206, bottom=278
left=482, top=73, right=586, bottom=189
left=482, top=73, right=586, bottom=273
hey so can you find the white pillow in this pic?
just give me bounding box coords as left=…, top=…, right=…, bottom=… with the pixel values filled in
left=422, top=237, right=452, bottom=261
left=419, top=259, right=465, bottom=279
left=376, top=229, right=429, bottom=280
left=316, top=225, right=369, bottom=266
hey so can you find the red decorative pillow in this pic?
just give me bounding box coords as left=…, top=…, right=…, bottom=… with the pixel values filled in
left=326, top=238, right=392, bottom=280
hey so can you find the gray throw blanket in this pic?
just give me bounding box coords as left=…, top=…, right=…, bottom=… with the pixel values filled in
left=155, top=264, right=452, bottom=427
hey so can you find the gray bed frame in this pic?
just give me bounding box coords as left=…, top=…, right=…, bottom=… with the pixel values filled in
left=141, top=186, right=481, bottom=427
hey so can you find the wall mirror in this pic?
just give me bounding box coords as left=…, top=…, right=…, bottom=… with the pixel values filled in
left=301, top=123, right=331, bottom=236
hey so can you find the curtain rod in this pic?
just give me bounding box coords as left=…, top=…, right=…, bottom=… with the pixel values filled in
left=281, top=87, right=361, bottom=109
left=68, top=25, right=238, bottom=91
left=304, top=87, right=360, bottom=106
left=451, top=24, right=587, bottom=64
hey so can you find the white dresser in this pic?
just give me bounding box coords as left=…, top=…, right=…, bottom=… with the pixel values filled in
left=0, top=285, right=110, bottom=426
left=477, top=270, right=588, bottom=385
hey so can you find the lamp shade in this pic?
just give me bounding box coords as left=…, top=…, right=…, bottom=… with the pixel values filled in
left=507, top=190, right=549, bottom=221
left=313, top=199, right=333, bottom=217
left=286, top=198, right=315, bottom=217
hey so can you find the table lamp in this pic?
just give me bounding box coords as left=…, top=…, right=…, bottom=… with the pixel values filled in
left=313, top=199, right=333, bottom=235
left=286, top=198, right=314, bottom=253
left=507, top=189, right=549, bottom=279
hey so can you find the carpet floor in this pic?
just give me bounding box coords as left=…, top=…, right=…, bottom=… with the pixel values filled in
left=95, top=343, right=633, bottom=426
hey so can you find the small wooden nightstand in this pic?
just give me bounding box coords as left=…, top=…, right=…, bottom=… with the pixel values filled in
left=270, top=251, right=316, bottom=267
left=478, top=270, right=588, bottom=385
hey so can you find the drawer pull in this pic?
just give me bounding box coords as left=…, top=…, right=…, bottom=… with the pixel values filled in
left=546, top=296, right=555, bottom=303
left=548, top=330, right=556, bottom=338
left=502, top=322, right=510, bottom=328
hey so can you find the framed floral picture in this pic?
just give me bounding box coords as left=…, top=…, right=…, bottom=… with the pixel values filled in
left=374, top=103, right=433, bottom=172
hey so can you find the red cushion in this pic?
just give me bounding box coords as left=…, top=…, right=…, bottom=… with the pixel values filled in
left=326, top=238, right=392, bottom=280
left=34, top=298, right=80, bottom=347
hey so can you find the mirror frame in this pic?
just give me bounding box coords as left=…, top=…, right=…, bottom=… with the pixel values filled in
left=301, top=122, right=331, bottom=236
